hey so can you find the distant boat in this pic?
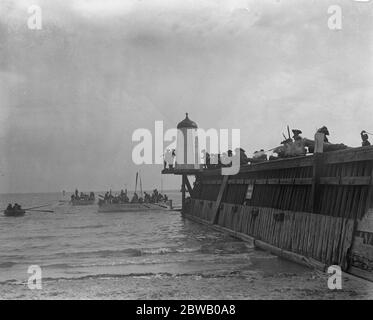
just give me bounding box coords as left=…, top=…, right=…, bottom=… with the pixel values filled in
left=98, top=171, right=173, bottom=212
left=4, top=208, right=26, bottom=217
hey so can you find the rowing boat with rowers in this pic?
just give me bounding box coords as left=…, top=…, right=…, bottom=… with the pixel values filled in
left=3, top=208, right=26, bottom=217
left=2, top=204, right=54, bottom=217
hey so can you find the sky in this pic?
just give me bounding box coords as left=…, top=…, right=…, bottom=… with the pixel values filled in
left=0, top=0, right=372, bottom=193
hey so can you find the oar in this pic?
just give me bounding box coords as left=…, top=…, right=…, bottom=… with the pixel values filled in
left=23, top=204, right=52, bottom=210
left=26, top=209, right=54, bottom=213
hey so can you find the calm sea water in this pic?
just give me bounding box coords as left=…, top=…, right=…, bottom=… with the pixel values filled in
left=0, top=191, right=371, bottom=299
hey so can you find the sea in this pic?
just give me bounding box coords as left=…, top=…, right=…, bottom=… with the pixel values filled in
left=0, top=191, right=372, bottom=299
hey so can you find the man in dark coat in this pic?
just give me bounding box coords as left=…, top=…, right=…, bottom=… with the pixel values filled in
left=361, top=130, right=371, bottom=147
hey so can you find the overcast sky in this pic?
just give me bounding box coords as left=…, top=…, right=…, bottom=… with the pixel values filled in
left=0, top=0, right=372, bottom=193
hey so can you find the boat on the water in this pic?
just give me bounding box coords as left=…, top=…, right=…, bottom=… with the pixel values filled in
left=98, top=201, right=172, bottom=212
left=70, top=199, right=95, bottom=206
left=3, top=209, right=26, bottom=217
left=70, top=189, right=95, bottom=205
left=98, top=171, right=173, bottom=212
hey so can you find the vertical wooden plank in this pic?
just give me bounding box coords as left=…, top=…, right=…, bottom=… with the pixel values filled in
left=307, top=213, right=315, bottom=257
left=326, top=217, right=336, bottom=265
left=332, top=217, right=343, bottom=265
left=323, top=215, right=331, bottom=262
left=340, top=219, right=355, bottom=270
left=316, top=215, right=326, bottom=261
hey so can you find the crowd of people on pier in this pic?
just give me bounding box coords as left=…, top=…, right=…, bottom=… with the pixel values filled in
left=162, top=127, right=372, bottom=170
left=99, top=189, right=168, bottom=205
left=71, top=189, right=95, bottom=201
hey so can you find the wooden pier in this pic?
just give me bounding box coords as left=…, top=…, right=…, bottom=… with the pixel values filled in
left=163, top=146, right=373, bottom=281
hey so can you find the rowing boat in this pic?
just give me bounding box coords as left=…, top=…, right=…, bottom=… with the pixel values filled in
left=3, top=209, right=26, bottom=217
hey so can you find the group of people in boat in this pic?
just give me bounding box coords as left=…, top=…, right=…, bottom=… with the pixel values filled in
left=101, top=189, right=130, bottom=204
left=6, top=203, right=22, bottom=211
left=143, top=189, right=168, bottom=203
left=99, top=189, right=168, bottom=205
left=71, top=189, right=95, bottom=201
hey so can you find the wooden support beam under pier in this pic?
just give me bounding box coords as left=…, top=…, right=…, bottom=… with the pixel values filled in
left=210, top=175, right=229, bottom=225
left=184, top=176, right=194, bottom=197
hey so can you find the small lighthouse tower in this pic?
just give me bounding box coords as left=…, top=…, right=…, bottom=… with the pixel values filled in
left=176, top=113, right=200, bottom=170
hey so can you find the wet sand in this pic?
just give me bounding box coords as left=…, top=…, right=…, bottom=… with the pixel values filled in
left=2, top=256, right=372, bottom=300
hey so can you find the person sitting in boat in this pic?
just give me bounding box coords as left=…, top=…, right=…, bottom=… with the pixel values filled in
left=14, top=203, right=21, bottom=210
left=6, top=203, right=13, bottom=211
left=138, top=197, right=144, bottom=203
left=131, top=192, right=139, bottom=203
left=144, top=192, right=150, bottom=203
left=89, top=192, right=95, bottom=200
left=361, top=130, right=371, bottom=147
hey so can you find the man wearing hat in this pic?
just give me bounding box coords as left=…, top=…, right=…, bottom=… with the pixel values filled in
left=292, top=129, right=303, bottom=141
left=361, top=130, right=371, bottom=147
left=292, top=129, right=307, bottom=156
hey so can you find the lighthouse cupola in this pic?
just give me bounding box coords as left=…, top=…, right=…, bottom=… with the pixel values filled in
left=176, top=113, right=200, bottom=169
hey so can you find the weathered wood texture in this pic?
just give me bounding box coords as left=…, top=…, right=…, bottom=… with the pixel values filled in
left=192, top=148, right=373, bottom=220
left=349, top=209, right=373, bottom=276
left=187, top=147, right=373, bottom=277
left=188, top=199, right=355, bottom=270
